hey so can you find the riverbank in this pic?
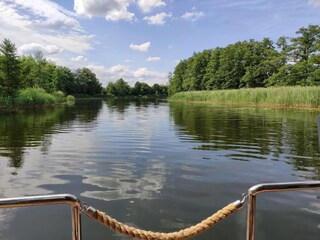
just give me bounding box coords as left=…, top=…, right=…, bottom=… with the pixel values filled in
left=169, top=86, right=320, bottom=110
left=0, top=88, right=75, bottom=111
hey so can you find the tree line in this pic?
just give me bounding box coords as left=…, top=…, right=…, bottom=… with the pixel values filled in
left=0, top=38, right=166, bottom=103
left=105, top=78, right=167, bottom=97
left=0, top=39, right=103, bottom=100
left=168, top=25, right=320, bottom=95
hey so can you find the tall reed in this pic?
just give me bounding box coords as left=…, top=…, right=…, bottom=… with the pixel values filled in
left=169, top=87, right=320, bottom=109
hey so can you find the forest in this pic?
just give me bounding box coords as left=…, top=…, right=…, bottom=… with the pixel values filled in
left=168, top=25, right=320, bottom=95
left=0, top=38, right=103, bottom=107
left=0, top=38, right=167, bottom=108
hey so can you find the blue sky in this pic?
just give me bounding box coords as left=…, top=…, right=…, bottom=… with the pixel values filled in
left=0, top=0, right=320, bottom=86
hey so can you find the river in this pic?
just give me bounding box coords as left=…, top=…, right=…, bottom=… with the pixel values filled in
left=0, top=99, right=319, bottom=240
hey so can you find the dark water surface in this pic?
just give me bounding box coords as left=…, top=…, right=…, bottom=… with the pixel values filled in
left=0, top=99, right=319, bottom=240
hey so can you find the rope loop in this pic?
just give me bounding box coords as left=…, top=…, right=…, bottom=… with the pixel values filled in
left=82, top=200, right=244, bottom=240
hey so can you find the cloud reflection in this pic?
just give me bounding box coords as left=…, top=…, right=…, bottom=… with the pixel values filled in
left=81, top=159, right=167, bottom=201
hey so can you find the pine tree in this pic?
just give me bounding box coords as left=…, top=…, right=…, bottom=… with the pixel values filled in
left=0, top=38, right=21, bottom=98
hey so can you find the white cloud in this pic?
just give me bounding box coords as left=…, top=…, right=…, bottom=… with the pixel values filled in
left=309, top=0, right=320, bottom=7
left=181, top=11, right=204, bottom=22
left=74, top=0, right=134, bottom=21
left=12, top=0, right=81, bottom=31
left=18, top=43, right=63, bottom=55
left=71, top=55, right=88, bottom=62
left=146, top=57, right=161, bottom=62
left=129, top=42, right=151, bottom=52
left=137, top=0, right=166, bottom=13
left=143, top=12, right=172, bottom=25
left=87, top=64, right=167, bottom=86
left=105, top=9, right=135, bottom=21
left=133, top=67, right=165, bottom=79
left=0, top=1, right=92, bottom=54
left=125, top=59, right=133, bottom=63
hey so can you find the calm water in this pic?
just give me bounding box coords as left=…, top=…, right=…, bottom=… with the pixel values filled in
left=0, top=99, right=319, bottom=240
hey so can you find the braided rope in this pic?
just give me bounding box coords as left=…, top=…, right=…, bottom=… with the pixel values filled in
left=85, top=201, right=241, bottom=240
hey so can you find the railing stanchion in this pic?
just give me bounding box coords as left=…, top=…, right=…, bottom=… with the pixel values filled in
left=71, top=205, right=82, bottom=240
left=246, top=194, right=256, bottom=240
left=245, top=181, right=320, bottom=240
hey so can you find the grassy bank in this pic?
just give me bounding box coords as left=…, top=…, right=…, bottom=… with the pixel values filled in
left=169, top=86, right=320, bottom=110
left=0, top=88, right=74, bottom=110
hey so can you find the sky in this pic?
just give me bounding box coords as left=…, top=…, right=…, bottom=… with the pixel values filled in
left=0, top=0, right=320, bottom=86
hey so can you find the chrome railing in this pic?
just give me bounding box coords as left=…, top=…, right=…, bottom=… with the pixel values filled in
left=0, top=194, right=81, bottom=240
left=0, top=181, right=320, bottom=240
left=246, top=181, right=320, bottom=240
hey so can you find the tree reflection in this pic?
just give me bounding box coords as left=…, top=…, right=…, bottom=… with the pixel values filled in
left=169, top=102, right=320, bottom=179
left=105, top=98, right=131, bottom=114
left=105, top=98, right=162, bottom=115
left=74, top=99, right=103, bottom=123
left=0, top=101, right=103, bottom=170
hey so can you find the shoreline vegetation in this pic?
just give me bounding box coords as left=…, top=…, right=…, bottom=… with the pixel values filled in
left=2, top=24, right=320, bottom=112
left=0, top=88, right=75, bottom=111
left=0, top=38, right=167, bottom=111
left=169, top=86, right=320, bottom=110
left=167, top=25, right=320, bottom=111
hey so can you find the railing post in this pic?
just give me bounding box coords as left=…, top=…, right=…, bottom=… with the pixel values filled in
left=71, top=205, right=82, bottom=240
left=246, top=194, right=256, bottom=240
left=245, top=181, right=320, bottom=240
left=0, top=194, right=82, bottom=240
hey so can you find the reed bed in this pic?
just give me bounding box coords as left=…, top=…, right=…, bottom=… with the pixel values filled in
left=169, top=87, right=320, bottom=109
left=0, top=88, right=73, bottom=109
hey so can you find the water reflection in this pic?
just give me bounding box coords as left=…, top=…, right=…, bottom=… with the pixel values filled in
left=105, top=98, right=131, bottom=114
left=81, top=100, right=169, bottom=201
left=82, top=158, right=167, bottom=201
left=0, top=100, right=319, bottom=240
left=169, top=102, right=320, bottom=179
left=0, top=100, right=102, bottom=171
left=105, top=98, right=162, bottom=115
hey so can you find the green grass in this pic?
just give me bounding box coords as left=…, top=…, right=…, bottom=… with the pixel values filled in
left=0, top=88, right=75, bottom=110
left=16, top=88, right=57, bottom=106
left=169, top=86, right=320, bottom=109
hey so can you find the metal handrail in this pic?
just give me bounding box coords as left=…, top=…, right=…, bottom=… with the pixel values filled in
left=0, top=182, right=320, bottom=240
left=246, top=181, right=320, bottom=240
left=0, top=194, right=81, bottom=240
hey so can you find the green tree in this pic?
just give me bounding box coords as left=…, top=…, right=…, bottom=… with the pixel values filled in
left=204, top=48, right=221, bottom=89
left=19, top=56, right=36, bottom=89
left=132, top=81, right=142, bottom=96
left=55, top=66, right=76, bottom=94
left=139, top=82, right=152, bottom=95
left=168, top=60, right=187, bottom=95
left=105, top=82, right=117, bottom=96
left=152, top=83, right=161, bottom=95
left=159, top=84, right=168, bottom=95
left=113, top=78, right=130, bottom=96
left=0, top=38, right=21, bottom=98
left=290, top=25, right=320, bottom=62
left=74, top=68, right=102, bottom=95
left=32, top=51, right=47, bottom=89
left=241, top=38, right=279, bottom=88
left=186, top=50, right=212, bottom=90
